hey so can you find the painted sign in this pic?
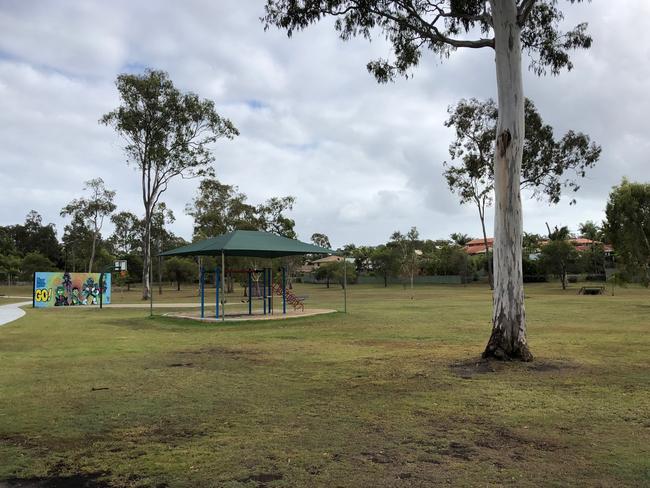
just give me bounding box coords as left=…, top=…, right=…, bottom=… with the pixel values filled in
left=33, top=272, right=111, bottom=308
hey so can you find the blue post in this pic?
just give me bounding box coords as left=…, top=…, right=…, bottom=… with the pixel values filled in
left=248, top=270, right=252, bottom=315
left=200, top=266, right=205, bottom=319
left=215, top=267, right=220, bottom=318
left=263, top=267, right=267, bottom=315
left=266, top=268, right=273, bottom=313
left=282, top=266, right=286, bottom=315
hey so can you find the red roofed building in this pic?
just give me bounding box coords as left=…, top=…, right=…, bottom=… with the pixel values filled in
left=463, top=238, right=493, bottom=256
left=463, top=237, right=613, bottom=255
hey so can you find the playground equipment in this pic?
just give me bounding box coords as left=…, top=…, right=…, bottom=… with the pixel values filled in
left=197, top=266, right=291, bottom=319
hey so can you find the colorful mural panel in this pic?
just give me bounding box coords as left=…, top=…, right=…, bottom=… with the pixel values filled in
left=33, top=272, right=111, bottom=308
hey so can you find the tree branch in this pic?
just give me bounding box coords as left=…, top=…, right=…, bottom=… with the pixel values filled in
left=517, top=0, right=537, bottom=27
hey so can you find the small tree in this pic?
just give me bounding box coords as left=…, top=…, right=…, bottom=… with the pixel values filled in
left=390, top=227, right=421, bottom=292
left=311, top=233, right=331, bottom=249
left=314, top=261, right=338, bottom=288
left=450, top=233, right=472, bottom=247
left=0, top=254, right=22, bottom=286
left=164, top=257, right=196, bottom=291
left=101, top=69, right=238, bottom=299
left=604, top=179, right=650, bottom=286
left=370, top=245, right=400, bottom=287
left=20, top=252, right=56, bottom=281
left=61, top=178, right=116, bottom=273
left=540, top=225, right=576, bottom=289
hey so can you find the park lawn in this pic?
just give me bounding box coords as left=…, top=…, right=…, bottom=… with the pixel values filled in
left=0, top=283, right=648, bottom=487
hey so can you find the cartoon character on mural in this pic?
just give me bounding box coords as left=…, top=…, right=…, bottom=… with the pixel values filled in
left=54, top=285, right=68, bottom=307
left=82, top=277, right=100, bottom=305
left=71, top=287, right=83, bottom=306
left=62, top=272, right=73, bottom=305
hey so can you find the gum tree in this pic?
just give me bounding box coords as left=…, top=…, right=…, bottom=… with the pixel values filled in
left=101, top=70, right=238, bottom=299
left=263, top=0, right=592, bottom=361
left=444, top=97, right=600, bottom=289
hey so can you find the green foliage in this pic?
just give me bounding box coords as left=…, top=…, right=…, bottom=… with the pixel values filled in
left=539, top=228, right=579, bottom=289
left=450, top=233, right=472, bottom=246
left=444, top=97, right=601, bottom=206
left=164, top=257, right=197, bottom=291
left=263, top=1, right=592, bottom=83
left=4, top=211, right=62, bottom=265
left=0, top=254, right=22, bottom=285
left=369, top=245, right=400, bottom=287
left=60, top=178, right=116, bottom=273
left=310, top=233, right=331, bottom=249
left=186, top=177, right=296, bottom=240
left=20, top=251, right=57, bottom=280
left=604, top=179, right=650, bottom=286
left=422, top=242, right=470, bottom=277
left=314, top=261, right=356, bottom=288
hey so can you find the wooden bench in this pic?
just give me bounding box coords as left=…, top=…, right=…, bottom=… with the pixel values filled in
left=578, top=286, right=605, bottom=295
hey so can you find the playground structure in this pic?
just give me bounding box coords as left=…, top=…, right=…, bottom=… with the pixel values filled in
left=197, top=266, right=304, bottom=319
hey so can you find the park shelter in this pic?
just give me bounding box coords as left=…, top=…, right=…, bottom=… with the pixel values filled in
left=158, top=230, right=333, bottom=320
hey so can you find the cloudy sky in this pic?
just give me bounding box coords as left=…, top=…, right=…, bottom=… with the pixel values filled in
left=1, top=1, right=648, bottom=249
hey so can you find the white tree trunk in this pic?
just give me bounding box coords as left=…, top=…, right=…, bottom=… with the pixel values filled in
left=142, top=210, right=151, bottom=300
left=484, top=0, right=532, bottom=361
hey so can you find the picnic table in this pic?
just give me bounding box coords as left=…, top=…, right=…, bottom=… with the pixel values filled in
left=578, top=286, right=606, bottom=295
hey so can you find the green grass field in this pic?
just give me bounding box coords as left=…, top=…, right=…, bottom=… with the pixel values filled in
left=0, top=282, right=648, bottom=487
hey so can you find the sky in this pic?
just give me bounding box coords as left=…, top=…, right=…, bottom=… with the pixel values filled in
left=1, top=1, right=649, bottom=249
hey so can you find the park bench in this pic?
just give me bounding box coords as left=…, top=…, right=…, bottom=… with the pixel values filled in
left=578, top=286, right=606, bottom=295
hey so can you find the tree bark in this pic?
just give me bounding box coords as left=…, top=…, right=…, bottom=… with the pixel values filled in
left=141, top=207, right=151, bottom=300
left=88, top=229, right=97, bottom=273
left=483, top=0, right=532, bottom=362
left=478, top=205, right=494, bottom=290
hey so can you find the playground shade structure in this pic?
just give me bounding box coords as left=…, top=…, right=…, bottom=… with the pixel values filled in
left=158, top=230, right=332, bottom=319
left=158, top=230, right=332, bottom=258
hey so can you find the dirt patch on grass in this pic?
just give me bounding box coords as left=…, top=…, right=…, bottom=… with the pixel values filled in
left=234, top=472, right=283, bottom=487
left=0, top=473, right=110, bottom=488
left=449, top=358, right=578, bottom=378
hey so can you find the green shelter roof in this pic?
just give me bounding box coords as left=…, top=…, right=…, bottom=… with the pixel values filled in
left=158, top=230, right=332, bottom=258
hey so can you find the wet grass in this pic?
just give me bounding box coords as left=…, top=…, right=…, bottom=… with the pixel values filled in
left=0, top=282, right=648, bottom=487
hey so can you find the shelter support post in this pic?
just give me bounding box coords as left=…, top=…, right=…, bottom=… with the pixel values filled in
left=215, top=267, right=220, bottom=319
left=200, top=265, right=205, bottom=319
left=248, top=269, right=252, bottom=316
left=221, top=252, right=225, bottom=321
left=282, top=266, right=286, bottom=315
left=263, top=267, right=267, bottom=315
left=267, top=268, right=273, bottom=315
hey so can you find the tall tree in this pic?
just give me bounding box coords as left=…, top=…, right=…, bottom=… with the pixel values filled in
left=311, top=233, right=331, bottom=249
left=444, top=97, right=600, bottom=289
left=263, top=0, right=593, bottom=360
left=60, top=178, right=116, bottom=273
left=101, top=69, right=238, bottom=299
left=257, top=196, right=297, bottom=238
left=604, top=179, right=650, bottom=286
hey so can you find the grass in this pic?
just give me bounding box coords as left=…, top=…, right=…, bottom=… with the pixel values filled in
left=0, top=282, right=648, bottom=487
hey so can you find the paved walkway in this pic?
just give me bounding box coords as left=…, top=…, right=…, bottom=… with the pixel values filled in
left=0, top=301, right=31, bottom=327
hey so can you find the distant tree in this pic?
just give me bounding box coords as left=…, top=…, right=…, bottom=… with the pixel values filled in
left=390, top=227, right=421, bottom=293
left=20, top=252, right=56, bottom=281
left=0, top=254, right=22, bottom=286
left=186, top=178, right=258, bottom=239
left=110, top=211, right=142, bottom=255
left=311, top=233, right=331, bottom=249
left=522, top=232, right=543, bottom=253
left=370, top=245, right=400, bottom=287
left=101, top=69, right=238, bottom=299
left=11, top=211, right=61, bottom=265
left=164, top=257, right=196, bottom=291
left=540, top=225, right=576, bottom=289
left=186, top=178, right=296, bottom=240
left=604, top=179, right=650, bottom=286
left=578, top=220, right=603, bottom=242
left=60, top=178, right=116, bottom=273
left=264, top=0, right=594, bottom=361
left=444, top=98, right=600, bottom=288
left=257, top=196, right=297, bottom=238
left=450, top=233, right=472, bottom=247
left=314, top=260, right=356, bottom=289
left=61, top=214, right=94, bottom=272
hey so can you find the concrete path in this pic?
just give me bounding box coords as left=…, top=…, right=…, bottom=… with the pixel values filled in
left=0, top=301, right=31, bottom=327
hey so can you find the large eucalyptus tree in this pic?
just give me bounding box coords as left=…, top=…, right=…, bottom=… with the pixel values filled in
left=263, top=0, right=592, bottom=361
